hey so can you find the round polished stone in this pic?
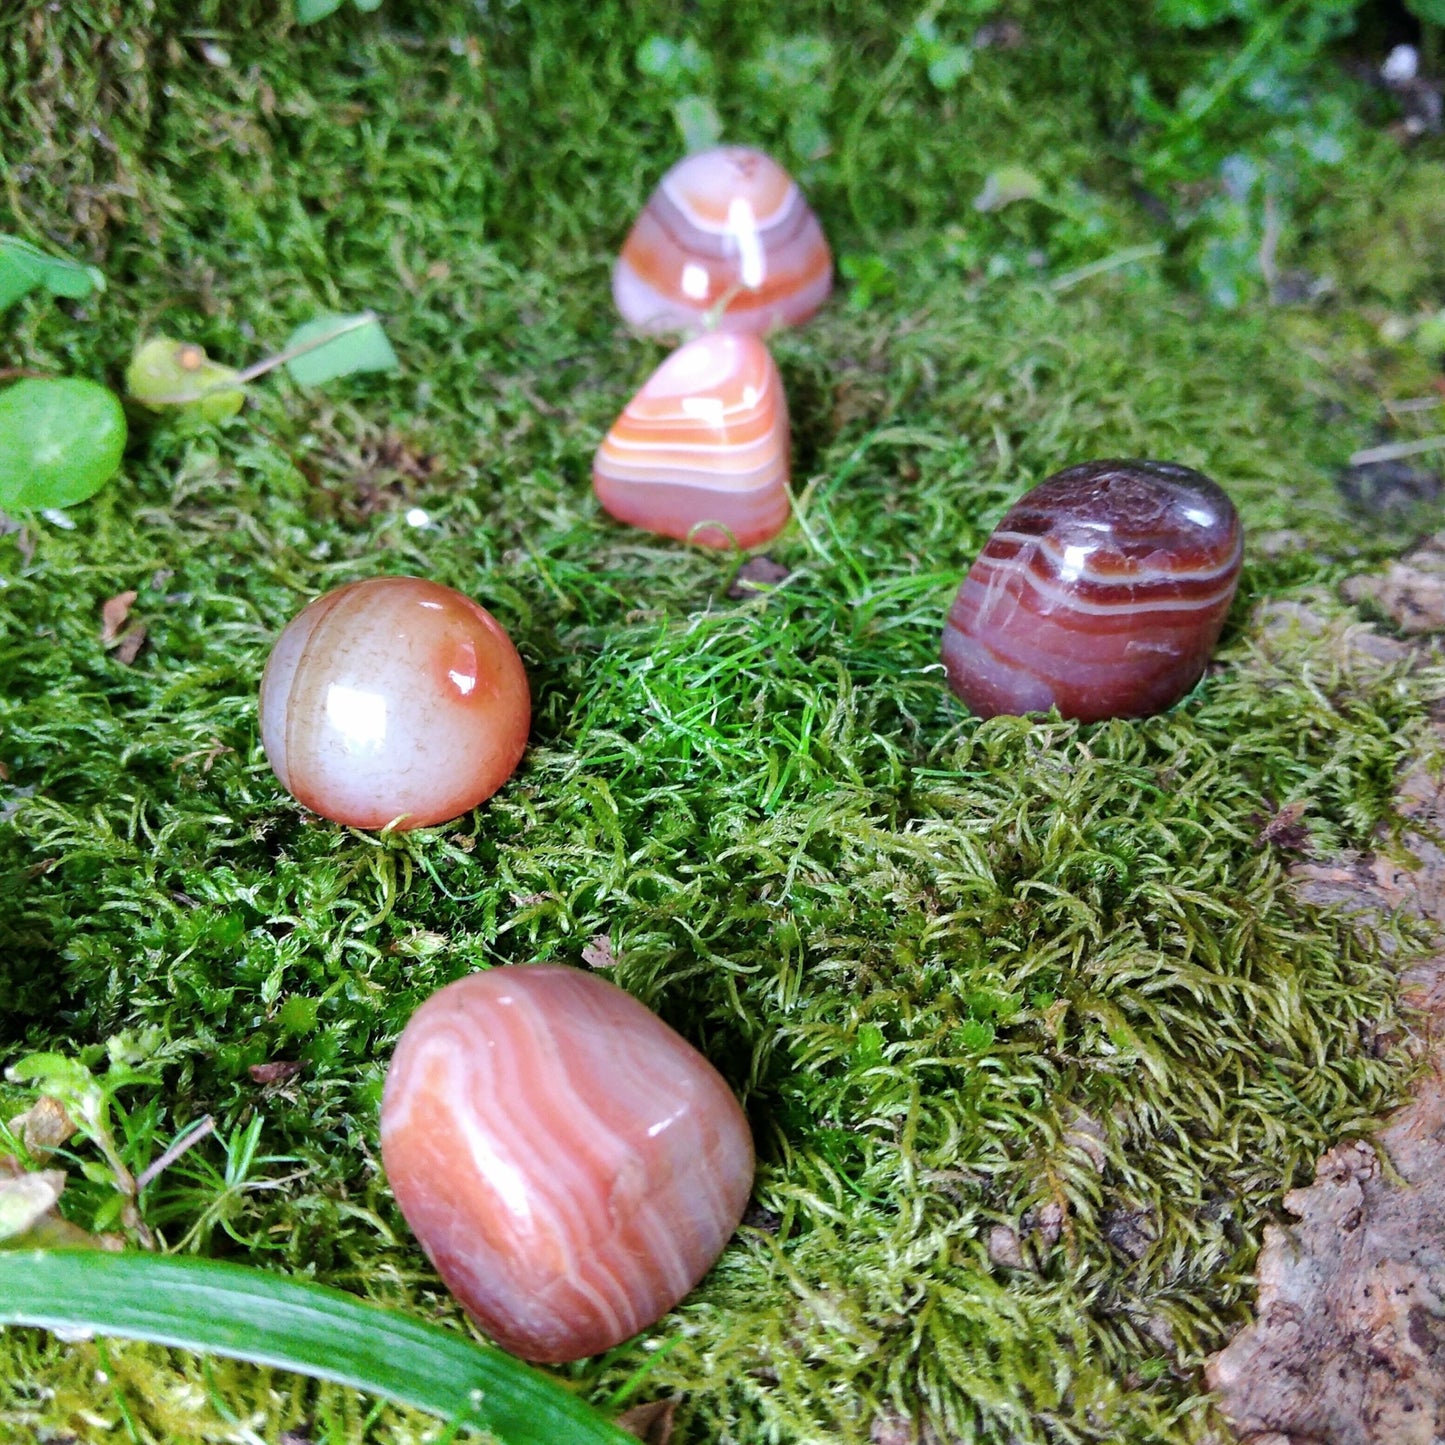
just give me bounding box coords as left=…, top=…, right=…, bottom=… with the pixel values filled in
left=259, top=576, right=530, bottom=830
left=942, top=460, right=1243, bottom=723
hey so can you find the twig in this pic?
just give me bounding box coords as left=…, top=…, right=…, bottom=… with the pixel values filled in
left=1349, top=434, right=1445, bottom=467
left=1170, top=0, right=1307, bottom=131
left=140, top=312, right=379, bottom=405
left=137, top=1115, right=215, bottom=1190
left=1259, top=191, right=1282, bottom=298
left=1384, top=396, right=1443, bottom=415
left=1050, top=242, right=1165, bottom=294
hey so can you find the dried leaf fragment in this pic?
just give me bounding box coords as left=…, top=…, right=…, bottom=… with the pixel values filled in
left=249, top=1061, right=303, bottom=1086
left=617, top=1398, right=676, bottom=1445
left=1061, top=1107, right=1108, bottom=1173
left=987, top=1224, right=1026, bottom=1270
left=112, top=626, right=146, bottom=665
left=7, top=1094, right=77, bottom=1154
left=0, top=1169, right=65, bottom=1241
left=582, top=934, right=618, bottom=969
left=99, top=589, right=137, bottom=642
left=1256, top=799, right=1311, bottom=852
left=726, top=555, right=791, bottom=600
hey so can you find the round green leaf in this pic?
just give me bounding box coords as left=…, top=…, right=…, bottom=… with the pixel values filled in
left=0, top=378, right=127, bottom=510
left=126, top=337, right=245, bottom=421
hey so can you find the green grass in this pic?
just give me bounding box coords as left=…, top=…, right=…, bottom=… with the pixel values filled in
left=2, top=1, right=1444, bottom=1441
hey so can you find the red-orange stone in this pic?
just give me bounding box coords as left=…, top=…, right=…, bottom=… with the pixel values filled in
left=258, top=577, right=530, bottom=830
left=379, top=966, right=755, bottom=1363
left=613, top=146, right=832, bottom=335
left=942, top=460, right=1243, bottom=722
left=593, top=332, right=791, bottom=549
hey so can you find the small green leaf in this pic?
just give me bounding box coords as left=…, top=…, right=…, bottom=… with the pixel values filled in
left=283, top=312, right=399, bottom=387
left=352, top=0, right=383, bottom=11
left=637, top=34, right=709, bottom=84
left=1415, top=310, right=1445, bottom=358
left=672, top=95, right=723, bottom=155
left=637, top=36, right=681, bottom=78
left=295, top=0, right=345, bottom=20
left=0, top=236, right=104, bottom=311
left=766, top=35, right=832, bottom=80
left=0, top=379, right=127, bottom=510
left=907, top=15, right=941, bottom=54
left=6, top=1052, right=99, bottom=1098
left=926, top=46, right=974, bottom=90
left=839, top=253, right=896, bottom=309
left=0, top=1251, right=635, bottom=1445
left=278, top=996, right=319, bottom=1035
left=855, top=1023, right=885, bottom=1066
left=958, top=1019, right=996, bottom=1052
left=787, top=111, right=832, bottom=163
left=973, top=166, right=1045, bottom=212
left=125, top=338, right=246, bottom=421
left=1405, top=0, right=1445, bottom=23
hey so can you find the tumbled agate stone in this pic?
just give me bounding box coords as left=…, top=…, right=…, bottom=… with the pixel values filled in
left=593, top=332, right=790, bottom=549
left=259, top=577, right=530, bottom=830
left=380, top=966, right=755, bottom=1363
left=942, top=460, right=1243, bottom=723
left=613, top=145, right=832, bottom=335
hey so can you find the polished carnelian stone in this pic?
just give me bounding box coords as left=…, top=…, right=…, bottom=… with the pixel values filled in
left=380, top=966, right=755, bottom=1362
left=593, top=332, right=790, bottom=549
left=942, top=460, right=1243, bottom=722
left=613, top=146, right=832, bottom=335
left=259, top=576, right=530, bottom=830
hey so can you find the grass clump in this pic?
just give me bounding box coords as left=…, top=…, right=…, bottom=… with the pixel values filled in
left=3, top=1, right=1445, bottom=1441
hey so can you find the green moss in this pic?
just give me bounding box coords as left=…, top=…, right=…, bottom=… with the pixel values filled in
left=1327, top=160, right=1445, bottom=304
left=2, top=2, right=1443, bottom=1442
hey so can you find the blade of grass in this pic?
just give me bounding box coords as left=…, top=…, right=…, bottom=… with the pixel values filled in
left=0, top=1250, right=636, bottom=1445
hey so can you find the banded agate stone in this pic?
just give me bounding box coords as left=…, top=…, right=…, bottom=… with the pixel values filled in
left=380, top=966, right=755, bottom=1363
left=259, top=577, right=530, bottom=831
left=613, top=145, right=832, bottom=335
left=593, top=331, right=790, bottom=549
left=942, top=460, right=1243, bottom=722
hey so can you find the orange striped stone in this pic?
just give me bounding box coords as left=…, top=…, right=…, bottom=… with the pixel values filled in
left=258, top=577, right=530, bottom=831
left=942, top=460, right=1243, bottom=722
left=380, top=966, right=755, bottom=1363
left=613, top=145, right=832, bottom=335
left=593, top=331, right=791, bottom=549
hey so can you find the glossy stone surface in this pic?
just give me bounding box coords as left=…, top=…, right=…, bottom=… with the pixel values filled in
left=613, top=145, right=832, bottom=335
left=593, top=331, right=790, bottom=549
left=942, top=460, right=1243, bottom=723
left=380, top=965, right=755, bottom=1363
left=259, top=577, right=530, bottom=830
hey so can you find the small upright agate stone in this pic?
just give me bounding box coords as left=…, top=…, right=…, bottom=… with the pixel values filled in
left=942, top=460, right=1243, bottom=723
left=613, top=145, right=832, bottom=335
left=593, top=331, right=791, bottom=548
left=259, top=577, right=530, bottom=830
left=380, top=966, right=755, bottom=1363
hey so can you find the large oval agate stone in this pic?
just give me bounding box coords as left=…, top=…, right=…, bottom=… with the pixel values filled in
left=380, top=965, right=755, bottom=1363
left=593, top=331, right=790, bottom=549
left=613, top=145, right=832, bottom=335
left=942, top=460, right=1243, bottom=722
left=259, top=577, right=530, bottom=831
